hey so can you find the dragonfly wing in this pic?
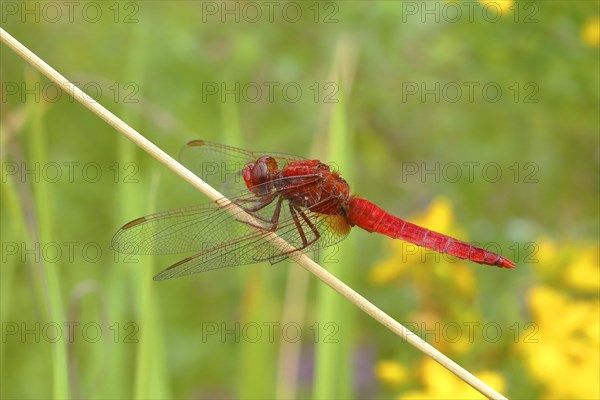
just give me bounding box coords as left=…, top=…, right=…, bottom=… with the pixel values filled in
left=152, top=211, right=351, bottom=281
left=113, top=170, right=352, bottom=280
left=112, top=197, right=272, bottom=255
left=152, top=230, right=278, bottom=280
left=111, top=172, right=323, bottom=256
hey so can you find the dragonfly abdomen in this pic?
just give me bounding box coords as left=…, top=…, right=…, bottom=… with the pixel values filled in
left=347, top=197, right=515, bottom=269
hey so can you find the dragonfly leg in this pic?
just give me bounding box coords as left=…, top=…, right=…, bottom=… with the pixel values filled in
left=235, top=194, right=276, bottom=212
left=288, top=204, right=320, bottom=251
left=237, top=195, right=285, bottom=231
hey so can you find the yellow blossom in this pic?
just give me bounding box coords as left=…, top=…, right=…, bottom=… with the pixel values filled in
left=520, top=285, right=600, bottom=398
left=415, top=197, right=454, bottom=232
left=375, top=360, right=408, bottom=386
left=450, top=263, right=476, bottom=299
left=479, top=0, right=514, bottom=14
left=531, top=237, right=599, bottom=293
left=563, top=245, right=599, bottom=293
left=399, top=358, right=504, bottom=399
left=536, top=237, right=558, bottom=263
left=369, top=258, right=407, bottom=285
left=582, top=17, right=600, bottom=46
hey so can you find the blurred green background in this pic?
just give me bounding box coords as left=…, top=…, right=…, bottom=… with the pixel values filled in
left=1, top=1, right=598, bottom=399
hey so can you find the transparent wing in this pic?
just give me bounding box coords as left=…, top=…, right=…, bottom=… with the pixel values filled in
left=112, top=175, right=351, bottom=280
left=151, top=209, right=350, bottom=281
left=179, top=140, right=307, bottom=195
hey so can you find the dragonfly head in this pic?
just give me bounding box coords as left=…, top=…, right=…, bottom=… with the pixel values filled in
left=243, top=156, right=279, bottom=196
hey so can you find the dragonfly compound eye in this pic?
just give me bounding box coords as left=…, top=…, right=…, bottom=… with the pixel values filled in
left=252, top=156, right=278, bottom=183
left=242, top=156, right=279, bottom=195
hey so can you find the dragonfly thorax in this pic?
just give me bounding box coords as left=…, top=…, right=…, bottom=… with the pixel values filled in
left=245, top=156, right=351, bottom=215
left=280, top=160, right=351, bottom=215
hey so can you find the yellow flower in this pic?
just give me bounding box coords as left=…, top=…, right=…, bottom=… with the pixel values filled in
left=582, top=17, right=600, bottom=47
left=479, top=0, right=514, bottom=14
left=531, top=237, right=599, bottom=293
left=399, top=358, right=505, bottom=399
left=449, top=263, right=476, bottom=299
left=416, top=197, right=455, bottom=232
left=536, top=237, right=558, bottom=263
left=369, top=257, right=407, bottom=285
left=375, top=360, right=408, bottom=386
left=563, top=244, right=599, bottom=293
left=520, top=285, right=600, bottom=398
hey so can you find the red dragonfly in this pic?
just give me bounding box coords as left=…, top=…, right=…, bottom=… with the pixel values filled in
left=112, top=140, right=515, bottom=280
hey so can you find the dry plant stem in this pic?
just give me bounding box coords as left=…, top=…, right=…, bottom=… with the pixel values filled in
left=0, top=28, right=507, bottom=400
